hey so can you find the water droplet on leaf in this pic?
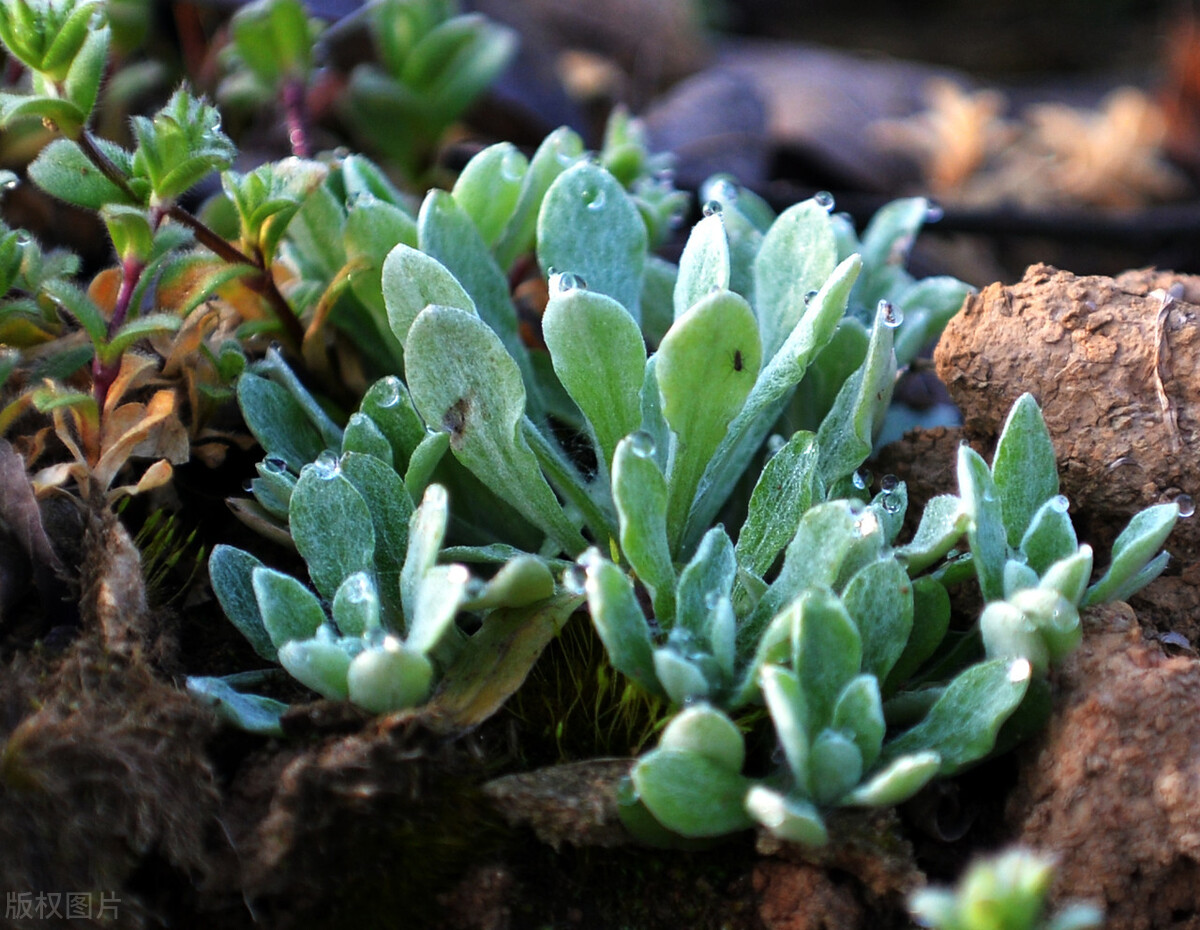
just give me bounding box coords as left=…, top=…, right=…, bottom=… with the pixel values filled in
left=813, top=190, right=835, bottom=212
left=1177, top=494, right=1195, bottom=518
left=925, top=200, right=944, bottom=223
left=586, top=188, right=606, bottom=211
left=563, top=563, right=588, bottom=595
left=312, top=449, right=341, bottom=479
left=264, top=456, right=289, bottom=474
left=766, top=434, right=786, bottom=457
left=702, top=200, right=723, bottom=217
left=878, top=299, right=903, bottom=328
left=376, top=376, right=402, bottom=408
left=1, top=177, right=16, bottom=191
left=881, top=492, right=902, bottom=514
left=881, top=474, right=899, bottom=492
left=804, top=290, right=819, bottom=306
left=629, top=431, right=657, bottom=458
left=1049, top=494, right=1070, bottom=513
left=242, top=479, right=255, bottom=493
left=1008, top=658, right=1032, bottom=682
left=550, top=270, right=587, bottom=295
left=852, top=468, right=872, bottom=491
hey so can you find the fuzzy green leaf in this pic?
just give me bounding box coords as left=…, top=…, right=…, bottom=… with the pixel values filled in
left=339, top=451, right=412, bottom=625
left=186, top=676, right=286, bottom=736
left=895, top=495, right=967, bottom=574
left=208, top=545, right=276, bottom=661
left=237, top=373, right=327, bottom=473
left=992, top=393, right=1059, bottom=548
left=382, top=243, right=476, bottom=349
left=278, top=637, right=353, bottom=700
left=841, top=558, right=913, bottom=685
left=583, top=551, right=665, bottom=699
left=840, top=751, right=941, bottom=806
left=451, top=142, right=526, bottom=248
left=632, top=749, right=754, bottom=838
left=744, top=786, right=828, bottom=846
left=612, top=433, right=676, bottom=625
left=832, top=674, right=886, bottom=770
left=252, top=566, right=327, bottom=649
left=289, top=461, right=376, bottom=600
left=676, top=526, right=737, bottom=636
left=347, top=642, right=434, bottom=713
left=538, top=161, right=647, bottom=322
left=760, top=664, right=812, bottom=797
left=958, top=445, right=1008, bottom=602
left=405, top=306, right=586, bottom=554
left=659, top=703, right=745, bottom=772
left=1083, top=503, right=1179, bottom=606
left=673, top=212, right=730, bottom=319
left=736, top=431, right=819, bottom=578
left=1019, top=496, right=1077, bottom=575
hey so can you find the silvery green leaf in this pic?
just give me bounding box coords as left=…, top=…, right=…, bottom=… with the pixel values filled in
left=417, top=191, right=537, bottom=411
left=754, top=199, right=837, bottom=362
left=209, top=545, right=275, bottom=661
left=749, top=501, right=863, bottom=639
left=347, top=640, right=434, bottom=713
left=631, top=749, right=755, bottom=837
left=654, top=648, right=712, bottom=705
left=793, top=589, right=863, bottom=729
left=289, top=462, right=375, bottom=600
left=686, top=255, right=860, bottom=545
left=251, top=347, right=343, bottom=448
left=493, top=126, right=584, bottom=271
left=460, top=554, right=554, bottom=610
left=980, top=600, right=1048, bottom=673
left=744, top=785, right=828, bottom=847
left=186, top=676, right=286, bottom=736
left=892, top=275, right=973, bottom=366
left=451, top=141, right=526, bottom=248
left=1083, top=503, right=1178, bottom=606
left=834, top=508, right=887, bottom=590
left=659, top=703, right=745, bottom=772
left=884, top=576, right=950, bottom=694
left=677, top=527, right=737, bottom=636
left=358, top=376, right=428, bottom=473
left=880, top=657, right=1032, bottom=774
left=840, top=750, right=940, bottom=806
left=992, top=393, right=1059, bottom=548
left=613, top=434, right=675, bottom=625
left=583, top=551, right=665, bottom=699
left=405, top=306, right=586, bottom=554
left=1039, top=545, right=1093, bottom=605
left=815, top=303, right=897, bottom=489
left=640, top=255, right=678, bottom=348
left=832, top=675, right=886, bottom=770
left=403, top=430, right=450, bottom=501
left=788, top=318, right=868, bottom=435
left=543, top=287, right=646, bottom=476
left=895, top=495, right=967, bottom=574
left=673, top=212, right=730, bottom=319
left=809, top=729, right=863, bottom=805
left=656, top=289, right=761, bottom=550
left=278, top=637, right=353, bottom=700
left=1019, top=497, right=1078, bottom=576
left=841, top=558, right=913, bottom=685
left=537, top=161, right=647, bottom=321
left=719, top=198, right=764, bottom=303
left=332, top=571, right=380, bottom=637
left=1003, top=559, right=1040, bottom=597
left=708, top=595, right=737, bottom=680
left=760, top=664, right=811, bottom=797
left=958, top=445, right=1008, bottom=602
left=1102, top=548, right=1171, bottom=605
left=730, top=607, right=798, bottom=706
left=408, top=564, right=470, bottom=654
left=853, top=197, right=928, bottom=308
left=402, top=484, right=448, bottom=627
left=831, top=210, right=860, bottom=262
left=338, top=452, right=413, bottom=621
left=639, top=355, right=670, bottom=471
left=237, top=372, right=326, bottom=472
left=251, top=566, right=327, bottom=649
left=872, top=482, right=908, bottom=543
left=381, top=243, right=476, bottom=350
left=1011, top=587, right=1080, bottom=665
left=251, top=459, right=296, bottom=519
left=736, top=431, right=819, bottom=578
left=343, top=198, right=419, bottom=316
left=341, top=411, right=392, bottom=463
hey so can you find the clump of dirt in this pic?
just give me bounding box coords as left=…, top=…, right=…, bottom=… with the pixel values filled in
left=934, top=263, right=1200, bottom=638
left=1006, top=602, right=1200, bottom=930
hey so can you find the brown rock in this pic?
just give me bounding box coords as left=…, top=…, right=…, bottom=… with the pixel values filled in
left=754, top=861, right=864, bottom=930
left=1006, top=603, right=1200, bottom=930
left=934, top=261, right=1200, bottom=564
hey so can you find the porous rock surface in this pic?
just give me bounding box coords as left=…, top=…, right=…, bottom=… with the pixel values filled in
left=935, top=263, right=1200, bottom=563
left=1006, top=603, right=1200, bottom=930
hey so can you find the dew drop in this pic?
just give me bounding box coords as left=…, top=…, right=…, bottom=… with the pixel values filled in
left=345, top=573, right=372, bottom=603
left=629, top=430, right=657, bottom=458
left=881, top=492, right=902, bottom=514
left=702, top=200, right=723, bottom=217
left=15, top=232, right=31, bottom=247
left=813, top=190, right=835, bottom=212
left=945, top=548, right=961, bottom=560
left=803, top=289, right=819, bottom=306
left=550, top=270, right=587, bottom=295
left=563, top=563, right=589, bottom=595
left=704, top=590, right=722, bottom=610
left=1008, top=658, right=1032, bottom=683
left=586, top=188, right=606, bottom=211
left=312, top=449, right=341, bottom=479
left=376, top=376, right=402, bottom=408
left=925, top=200, right=945, bottom=223
left=1177, top=494, right=1195, bottom=518
left=1049, top=494, right=1070, bottom=513
left=852, top=468, right=872, bottom=491
left=881, top=474, right=899, bottom=493
left=264, top=456, right=289, bottom=474
left=500, top=150, right=524, bottom=183
left=706, top=177, right=740, bottom=203
left=1, top=176, right=16, bottom=191
left=766, top=434, right=787, bottom=457
left=878, top=299, right=903, bottom=328
left=242, top=479, right=255, bottom=493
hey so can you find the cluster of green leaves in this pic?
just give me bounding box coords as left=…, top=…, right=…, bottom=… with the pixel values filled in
left=344, top=0, right=517, bottom=180
left=909, top=848, right=1102, bottom=930
left=617, top=394, right=1178, bottom=846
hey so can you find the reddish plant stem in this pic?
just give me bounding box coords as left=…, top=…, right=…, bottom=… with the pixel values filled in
left=282, top=77, right=310, bottom=158
left=92, top=251, right=147, bottom=409
left=75, top=130, right=306, bottom=353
